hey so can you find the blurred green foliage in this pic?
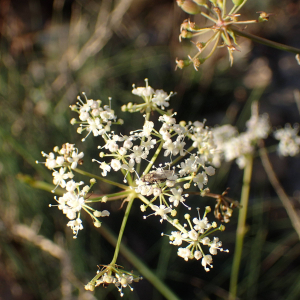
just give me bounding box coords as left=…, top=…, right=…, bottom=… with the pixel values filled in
left=1, top=0, right=300, bottom=299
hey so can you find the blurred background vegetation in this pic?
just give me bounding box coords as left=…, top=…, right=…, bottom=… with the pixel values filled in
left=1, top=0, right=300, bottom=299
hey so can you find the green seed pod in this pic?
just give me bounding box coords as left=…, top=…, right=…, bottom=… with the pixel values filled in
left=177, top=0, right=201, bottom=15
left=217, top=0, right=223, bottom=9
left=231, top=0, right=244, bottom=5
left=192, top=0, right=207, bottom=6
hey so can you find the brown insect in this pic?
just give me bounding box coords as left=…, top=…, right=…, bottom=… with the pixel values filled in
left=141, top=169, right=174, bottom=184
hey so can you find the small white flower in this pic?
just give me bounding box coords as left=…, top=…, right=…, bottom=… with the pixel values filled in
left=170, top=231, right=184, bottom=246
left=209, top=237, right=223, bottom=255
left=194, top=250, right=202, bottom=260
left=132, top=86, right=154, bottom=97
left=52, top=168, right=70, bottom=188
left=177, top=247, right=191, bottom=261
left=201, top=254, right=213, bottom=272
left=193, top=215, right=211, bottom=233
left=193, top=172, right=208, bottom=190
left=111, top=159, right=121, bottom=171
left=152, top=89, right=170, bottom=109
left=188, top=229, right=198, bottom=241
left=44, top=152, right=58, bottom=169
left=100, top=162, right=111, bottom=176
left=142, top=121, right=154, bottom=137
left=130, top=146, right=148, bottom=163
left=141, top=137, right=156, bottom=151
left=105, top=139, right=119, bottom=153
left=67, top=150, right=84, bottom=169
left=67, top=218, right=83, bottom=238
left=204, top=166, right=215, bottom=176
left=169, top=188, right=186, bottom=207
left=147, top=205, right=172, bottom=223
left=94, top=210, right=110, bottom=217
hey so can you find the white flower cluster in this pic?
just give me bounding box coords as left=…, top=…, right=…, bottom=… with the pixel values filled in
left=70, top=92, right=119, bottom=141
left=91, top=90, right=217, bottom=213
left=52, top=179, right=110, bottom=238
left=274, top=124, right=300, bottom=157
left=37, top=143, right=110, bottom=238
left=165, top=207, right=227, bottom=272
left=212, top=103, right=271, bottom=168
left=122, top=79, right=173, bottom=113
left=38, top=143, right=84, bottom=171
left=85, top=266, right=142, bottom=297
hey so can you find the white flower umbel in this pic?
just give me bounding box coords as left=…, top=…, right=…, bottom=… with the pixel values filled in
left=125, top=78, right=173, bottom=113
left=70, top=92, right=120, bottom=141
left=39, top=80, right=236, bottom=294
left=37, top=143, right=84, bottom=171
left=212, top=102, right=271, bottom=169
left=87, top=83, right=220, bottom=216
left=164, top=207, right=228, bottom=272
left=87, top=265, right=142, bottom=297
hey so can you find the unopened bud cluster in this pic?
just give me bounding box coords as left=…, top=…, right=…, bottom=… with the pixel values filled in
left=176, top=0, right=273, bottom=69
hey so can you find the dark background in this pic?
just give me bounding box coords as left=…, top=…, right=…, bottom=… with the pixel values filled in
left=1, top=0, right=300, bottom=299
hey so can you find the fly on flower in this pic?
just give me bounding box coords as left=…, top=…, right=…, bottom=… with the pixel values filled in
left=141, top=169, right=174, bottom=184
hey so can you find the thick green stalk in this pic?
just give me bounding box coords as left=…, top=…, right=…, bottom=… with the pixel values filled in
left=99, top=223, right=180, bottom=300
left=110, top=196, right=134, bottom=265
left=231, top=28, right=300, bottom=55
left=229, top=155, right=253, bottom=300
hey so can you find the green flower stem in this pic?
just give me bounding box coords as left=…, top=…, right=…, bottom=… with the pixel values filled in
left=85, top=190, right=132, bottom=202
left=17, top=174, right=65, bottom=195
left=228, top=5, right=238, bottom=16
left=74, top=167, right=128, bottom=190
left=201, top=11, right=217, bottom=23
left=229, top=154, right=253, bottom=300
left=231, top=27, right=300, bottom=55
left=138, top=194, right=153, bottom=206
left=110, top=196, right=135, bottom=265
left=232, top=0, right=248, bottom=15
left=155, top=106, right=170, bottom=116
left=205, top=32, right=221, bottom=60
left=193, top=31, right=219, bottom=60
left=144, top=140, right=164, bottom=175
left=99, top=223, right=180, bottom=300
left=222, top=0, right=227, bottom=17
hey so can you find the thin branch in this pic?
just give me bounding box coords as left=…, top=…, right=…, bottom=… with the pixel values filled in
left=259, top=140, right=300, bottom=239
left=231, top=27, right=300, bottom=55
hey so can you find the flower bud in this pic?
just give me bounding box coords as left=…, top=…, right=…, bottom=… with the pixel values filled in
left=94, top=221, right=101, bottom=228
left=175, top=58, right=190, bottom=70
left=231, top=0, right=243, bottom=5
left=171, top=209, right=177, bottom=217
left=177, top=0, right=201, bottom=15
left=180, top=29, right=193, bottom=40
left=257, top=11, right=273, bottom=22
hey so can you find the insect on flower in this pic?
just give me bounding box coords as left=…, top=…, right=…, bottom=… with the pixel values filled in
left=141, top=169, right=174, bottom=184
